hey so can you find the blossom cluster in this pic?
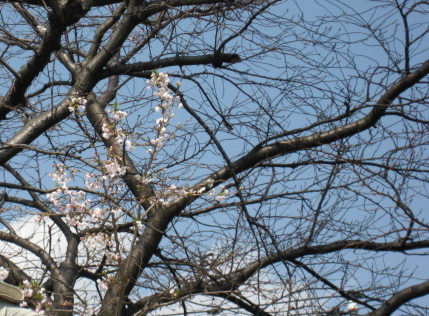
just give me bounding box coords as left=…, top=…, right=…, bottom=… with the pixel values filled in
left=21, top=280, right=35, bottom=298
left=68, top=96, right=87, bottom=113
left=102, top=105, right=135, bottom=152
left=46, top=164, right=91, bottom=228
left=209, top=185, right=230, bottom=202
left=20, top=280, right=50, bottom=314
left=81, top=233, right=122, bottom=264
left=146, top=71, right=182, bottom=155
left=97, top=275, right=114, bottom=291
left=155, top=178, right=232, bottom=204
left=103, top=158, right=127, bottom=179
left=85, top=168, right=126, bottom=196
left=46, top=163, right=125, bottom=228
left=0, top=266, right=8, bottom=281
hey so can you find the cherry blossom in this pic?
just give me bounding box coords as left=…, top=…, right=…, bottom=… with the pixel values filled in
left=68, top=97, right=87, bottom=113
left=0, top=266, right=8, bottom=281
